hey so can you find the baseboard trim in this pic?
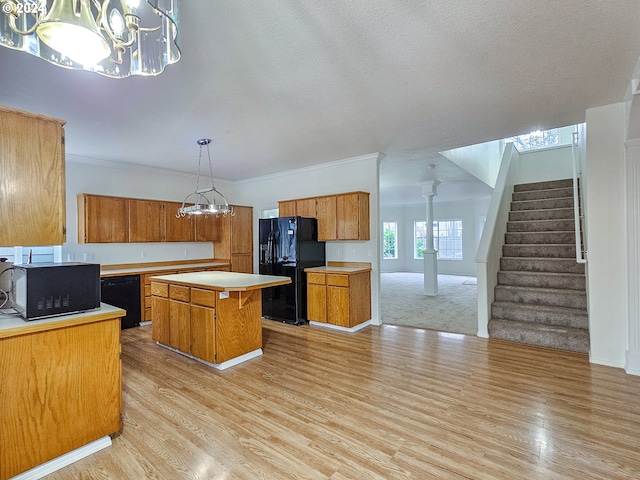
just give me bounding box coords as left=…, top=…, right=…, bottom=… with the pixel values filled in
left=589, top=353, right=625, bottom=370
left=156, top=342, right=262, bottom=370
left=12, top=436, right=112, bottom=480
left=309, top=320, right=371, bottom=333
left=625, top=350, right=640, bottom=376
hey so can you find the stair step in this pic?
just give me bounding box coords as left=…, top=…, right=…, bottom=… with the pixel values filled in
left=505, top=231, right=575, bottom=245
left=501, top=257, right=585, bottom=274
left=497, top=271, right=585, bottom=290
left=513, top=179, right=573, bottom=192
left=507, top=219, right=576, bottom=233
left=511, top=197, right=574, bottom=211
left=491, top=301, right=589, bottom=329
left=512, top=186, right=575, bottom=202
left=495, top=285, right=587, bottom=309
left=509, top=207, right=574, bottom=222
left=502, top=244, right=577, bottom=258
left=488, top=319, right=590, bottom=353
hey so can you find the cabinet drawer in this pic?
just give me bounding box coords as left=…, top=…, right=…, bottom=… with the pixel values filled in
left=191, top=288, right=215, bottom=308
left=170, top=285, right=190, bottom=302
left=145, top=306, right=152, bottom=321
left=327, top=274, right=349, bottom=287
left=307, top=272, right=326, bottom=285
left=144, top=284, right=151, bottom=297
left=150, top=282, right=168, bottom=297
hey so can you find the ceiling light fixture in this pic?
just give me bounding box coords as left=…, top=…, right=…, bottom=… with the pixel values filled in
left=0, top=0, right=180, bottom=78
left=177, top=138, right=233, bottom=219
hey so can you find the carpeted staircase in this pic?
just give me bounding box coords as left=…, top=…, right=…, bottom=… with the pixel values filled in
left=488, top=179, right=589, bottom=353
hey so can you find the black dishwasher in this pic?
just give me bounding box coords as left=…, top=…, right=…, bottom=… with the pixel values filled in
left=100, top=275, right=141, bottom=329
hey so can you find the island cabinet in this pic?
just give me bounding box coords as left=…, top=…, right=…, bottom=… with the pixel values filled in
left=306, top=263, right=372, bottom=329
left=278, top=191, right=369, bottom=241
left=150, top=271, right=291, bottom=368
left=0, top=305, right=124, bottom=480
left=0, top=106, right=66, bottom=247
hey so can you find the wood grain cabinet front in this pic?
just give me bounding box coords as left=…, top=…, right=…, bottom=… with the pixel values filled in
left=0, top=106, right=66, bottom=247
left=306, top=269, right=371, bottom=328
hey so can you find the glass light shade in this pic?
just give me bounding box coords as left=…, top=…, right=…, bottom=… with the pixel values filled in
left=0, top=0, right=180, bottom=78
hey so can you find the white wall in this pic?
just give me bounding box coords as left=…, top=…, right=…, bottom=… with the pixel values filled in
left=62, top=156, right=236, bottom=265
left=585, top=103, right=628, bottom=368
left=380, top=197, right=490, bottom=276
left=233, top=153, right=382, bottom=325
left=440, top=140, right=504, bottom=187
left=516, top=144, right=574, bottom=184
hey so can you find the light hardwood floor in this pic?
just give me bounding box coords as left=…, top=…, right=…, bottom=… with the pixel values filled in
left=45, top=322, right=640, bottom=479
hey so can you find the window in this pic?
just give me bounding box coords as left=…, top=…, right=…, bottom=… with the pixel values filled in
left=383, top=222, right=397, bottom=259
left=414, top=220, right=463, bottom=260
left=508, top=128, right=559, bottom=151
left=434, top=220, right=463, bottom=260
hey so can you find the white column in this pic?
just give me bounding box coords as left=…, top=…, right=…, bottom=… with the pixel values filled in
left=421, top=180, right=440, bottom=296
left=626, top=140, right=640, bottom=375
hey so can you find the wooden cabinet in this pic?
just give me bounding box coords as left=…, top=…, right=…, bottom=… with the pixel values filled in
left=78, top=194, right=129, bottom=243
left=316, top=195, right=337, bottom=241
left=212, top=205, right=254, bottom=273
left=306, top=267, right=371, bottom=328
left=165, top=201, right=195, bottom=242
left=0, top=311, right=122, bottom=479
left=151, top=282, right=262, bottom=365
left=278, top=191, right=369, bottom=241
left=129, top=199, right=163, bottom=242
left=278, top=200, right=296, bottom=217
left=0, top=106, right=66, bottom=247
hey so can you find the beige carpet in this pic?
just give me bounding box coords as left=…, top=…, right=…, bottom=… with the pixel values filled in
left=381, top=272, right=478, bottom=335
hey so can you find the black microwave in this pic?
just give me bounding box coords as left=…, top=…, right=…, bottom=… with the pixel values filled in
left=10, top=262, right=101, bottom=320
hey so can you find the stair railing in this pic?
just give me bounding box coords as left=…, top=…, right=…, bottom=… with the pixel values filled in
left=572, top=130, right=587, bottom=264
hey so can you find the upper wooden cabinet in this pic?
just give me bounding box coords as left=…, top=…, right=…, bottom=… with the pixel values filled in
left=0, top=106, right=66, bottom=247
left=211, top=205, right=253, bottom=273
left=78, top=194, right=129, bottom=243
left=165, top=201, right=195, bottom=242
left=278, top=191, right=369, bottom=241
left=129, top=199, right=163, bottom=242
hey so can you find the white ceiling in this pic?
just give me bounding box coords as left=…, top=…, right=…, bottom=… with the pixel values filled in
left=1, top=0, right=640, bottom=205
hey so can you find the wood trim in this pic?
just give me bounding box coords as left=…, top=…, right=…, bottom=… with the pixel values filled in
left=0, top=104, right=66, bottom=125
left=278, top=190, right=369, bottom=203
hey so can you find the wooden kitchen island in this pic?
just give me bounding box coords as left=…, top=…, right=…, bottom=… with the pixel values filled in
left=151, top=271, right=291, bottom=369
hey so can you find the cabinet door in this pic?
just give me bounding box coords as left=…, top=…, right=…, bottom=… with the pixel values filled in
left=336, top=193, right=361, bottom=240
left=190, top=305, right=216, bottom=363
left=316, top=196, right=337, bottom=241
left=231, top=253, right=253, bottom=273
left=230, top=206, right=253, bottom=254
left=169, top=300, right=191, bottom=352
left=79, top=195, right=129, bottom=243
left=278, top=201, right=296, bottom=217
left=151, top=296, right=170, bottom=344
left=194, top=214, right=215, bottom=242
left=307, top=283, right=327, bottom=322
left=0, top=108, right=66, bottom=247
left=296, top=198, right=317, bottom=218
left=129, top=199, right=163, bottom=242
left=165, top=202, right=195, bottom=242
left=327, top=285, right=350, bottom=327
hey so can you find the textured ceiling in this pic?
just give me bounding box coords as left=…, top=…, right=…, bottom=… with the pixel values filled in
left=1, top=0, right=640, bottom=205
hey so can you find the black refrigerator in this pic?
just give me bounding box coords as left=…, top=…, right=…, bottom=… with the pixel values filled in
left=259, top=216, right=326, bottom=324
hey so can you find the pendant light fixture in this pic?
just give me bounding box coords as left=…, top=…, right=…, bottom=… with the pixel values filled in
left=0, top=0, right=180, bottom=78
left=177, top=138, right=233, bottom=218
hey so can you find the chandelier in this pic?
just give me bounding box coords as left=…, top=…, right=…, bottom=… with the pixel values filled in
left=177, top=138, right=233, bottom=218
left=0, top=0, right=180, bottom=78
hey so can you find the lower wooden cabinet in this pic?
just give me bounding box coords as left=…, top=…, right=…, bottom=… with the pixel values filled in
left=307, top=269, right=371, bottom=328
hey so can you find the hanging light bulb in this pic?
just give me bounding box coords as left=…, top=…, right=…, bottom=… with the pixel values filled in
left=177, top=139, right=234, bottom=219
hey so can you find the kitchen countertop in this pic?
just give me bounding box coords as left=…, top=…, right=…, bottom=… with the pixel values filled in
left=304, top=265, right=372, bottom=274
left=150, top=271, right=291, bottom=292
left=0, top=303, right=126, bottom=338
left=100, top=261, right=230, bottom=277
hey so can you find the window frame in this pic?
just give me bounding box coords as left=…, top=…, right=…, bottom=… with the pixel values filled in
left=382, top=221, right=398, bottom=260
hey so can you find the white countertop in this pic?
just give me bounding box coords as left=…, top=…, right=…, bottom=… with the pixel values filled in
left=0, top=303, right=126, bottom=337
left=101, top=261, right=230, bottom=277
left=150, top=271, right=292, bottom=292
left=304, top=265, right=372, bottom=274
